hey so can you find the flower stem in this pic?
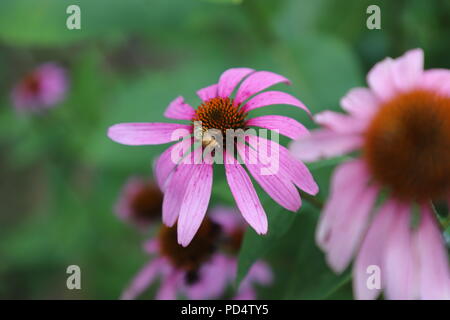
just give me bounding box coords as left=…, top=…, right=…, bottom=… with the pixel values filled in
left=300, top=191, right=324, bottom=211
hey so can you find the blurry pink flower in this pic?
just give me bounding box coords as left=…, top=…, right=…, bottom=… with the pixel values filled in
left=121, top=213, right=228, bottom=300
left=115, top=177, right=163, bottom=230
left=11, top=63, right=68, bottom=112
left=108, top=68, right=318, bottom=247
left=121, top=206, right=272, bottom=300
left=290, top=49, right=450, bottom=300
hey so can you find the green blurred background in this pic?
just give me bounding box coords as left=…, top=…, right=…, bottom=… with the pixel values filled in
left=0, top=0, right=449, bottom=299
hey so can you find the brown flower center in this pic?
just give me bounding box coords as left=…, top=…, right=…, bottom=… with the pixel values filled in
left=130, top=184, right=163, bottom=223
left=158, top=218, right=221, bottom=271
left=193, top=97, right=247, bottom=148
left=23, top=73, right=41, bottom=95
left=364, top=89, right=450, bottom=201
left=224, top=228, right=245, bottom=254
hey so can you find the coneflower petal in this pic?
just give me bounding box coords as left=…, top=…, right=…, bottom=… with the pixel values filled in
left=162, top=161, right=198, bottom=227
left=164, top=96, right=196, bottom=120
left=353, top=199, right=398, bottom=300
left=415, top=205, right=450, bottom=300
left=184, top=254, right=230, bottom=299
left=235, top=72, right=291, bottom=105
left=241, top=90, right=308, bottom=114
left=391, top=48, right=423, bottom=92
left=246, top=115, right=309, bottom=140
left=154, top=138, right=193, bottom=191
left=197, top=83, right=218, bottom=102
left=108, top=122, right=191, bottom=145
left=316, top=160, right=368, bottom=250
left=253, top=136, right=318, bottom=195
left=289, top=129, right=363, bottom=162
left=121, top=258, right=165, bottom=300
left=340, top=87, right=379, bottom=118
left=217, top=68, right=254, bottom=98
left=421, top=69, right=450, bottom=97
left=224, top=152, right=268, bottom=235
left=237, top=141, right=301, bottom=212
left=326, top=185, right=377, bottom=273
left=314, top=111, right=368, bottom=134
left=177, top=163, right=213, bottom=247
left=156, top=270, right=182, bottom=300
left=383, top=205, right=418, bottom=300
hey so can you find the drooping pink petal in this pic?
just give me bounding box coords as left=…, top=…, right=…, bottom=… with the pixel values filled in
left=164, top=96, right=196, bottom=120
left=177, top=163, right=213, bottom=247
left=235, top=72, right=291, bottom=105
left=154, top=138, right=193, bottom=191
left=107, top=123, right=191, bottom=145
left=162, top=161, right=197, bottom=227
left=197, top=83, right=218, bottom=102
left=121, top=258, right=164, bottom=300
left=156, top=270, right=183, bottom=300
left=420, top=69, right=450, bottom=97
left=415, top=205, right=450, bottom=300
left=316, top=160, right=369, bottom=250
left=246, top=115, right=309, bottom=140
left=237, top=141, right=301, bottom=212
left=326, top=184, right=378, bottom=273
left=241, top=90, right=309, bottom=114
left=382, top=205, right=418, bottom=300
left=340, top=87, right=379, bottom=118
left=367, top=56, right=397, bottom=102
left=353, top=199, right=398, bottom=300
left=314, top=111, right=368, bottom=134
left=289, top=129, right=363, bottom=162
left=391, top=48, right=424, bottom=92
left=217, top=68, right=254, bottom=98
left=224, top=152, right=268, bottom=235
left=251, top=135, right=318, bottom=195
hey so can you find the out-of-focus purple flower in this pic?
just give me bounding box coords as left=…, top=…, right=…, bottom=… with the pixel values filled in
left=121, top=207, right=273, bottom=300
left=115, top=177, right=163, bottom=231
left=11, top=63, right=68, bottom=112
left=121, top=216, right=228, bottom=300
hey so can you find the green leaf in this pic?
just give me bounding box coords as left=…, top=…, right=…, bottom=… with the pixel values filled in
left=236, top=201, right=298, bottom=285
left=200, top=0, right=242, bottom=4
left=282, top=208, right=352, bottom=299
left=0, top=0, right=198, bottom=46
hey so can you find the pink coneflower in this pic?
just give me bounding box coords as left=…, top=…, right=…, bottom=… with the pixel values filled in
left=121, top=216, right=226, bottom=300
left=11, top=63, right=68, bottom=112
left=121, top=207, right=272, bottom=300
left=108, top=68, right=318, bottom=247
left=115, top=177, right=163, bottom=230
left=290, top=49, right=450, bottom=300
